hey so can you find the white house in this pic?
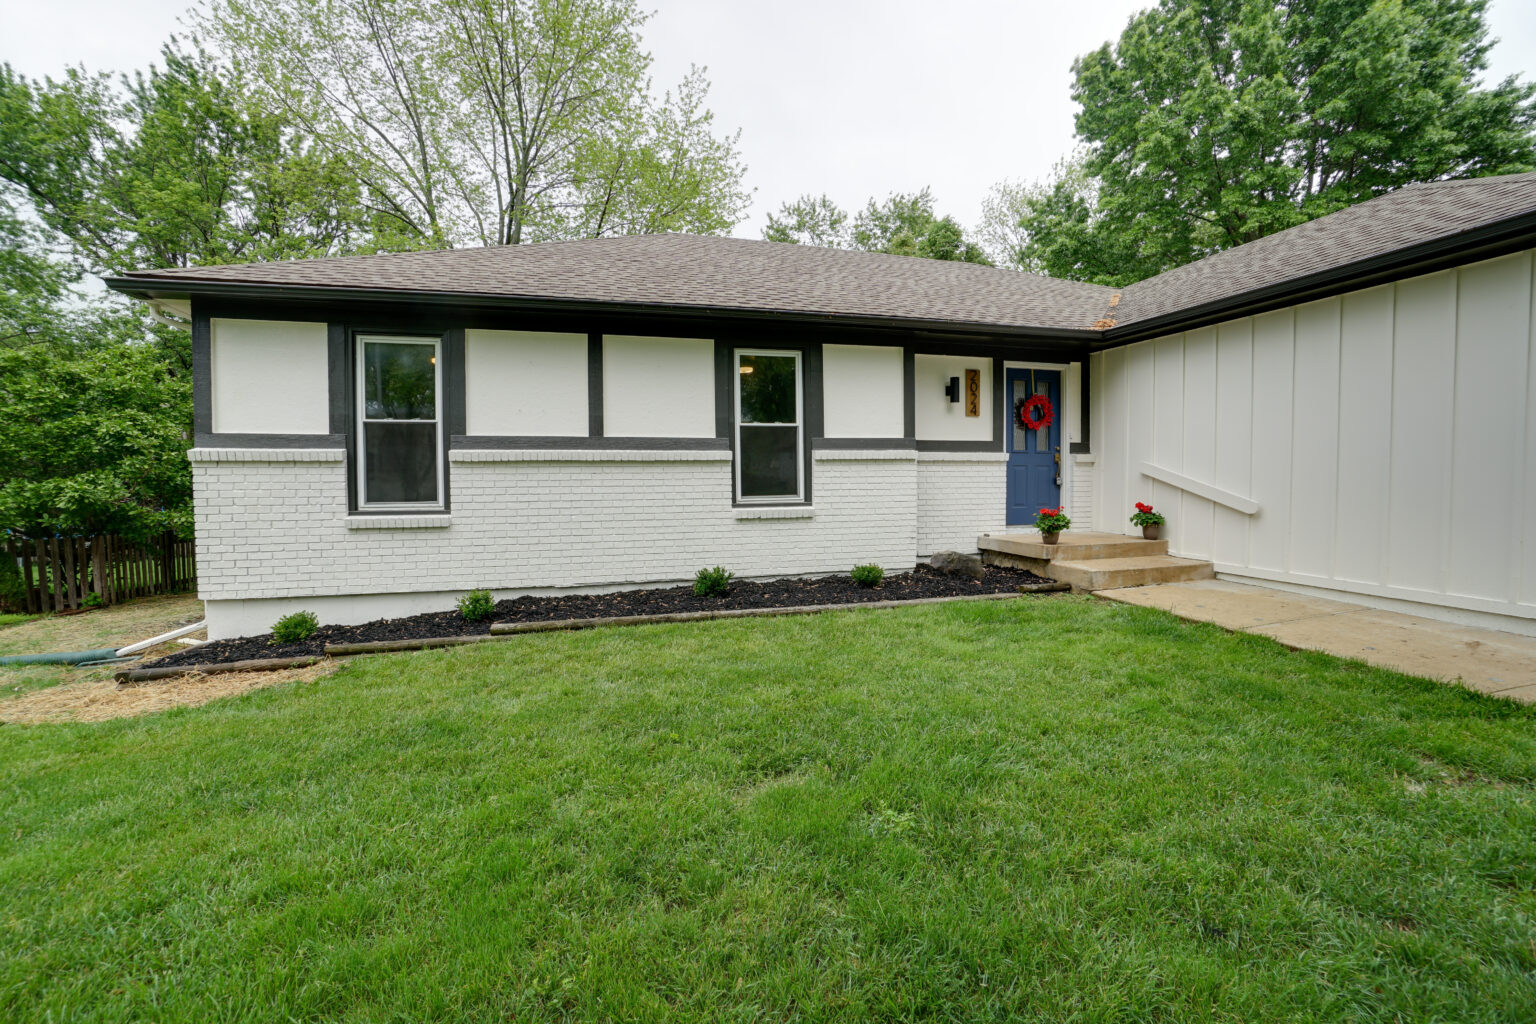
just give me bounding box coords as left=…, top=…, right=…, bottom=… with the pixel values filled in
left=109, top=173, right=1536, bottom=640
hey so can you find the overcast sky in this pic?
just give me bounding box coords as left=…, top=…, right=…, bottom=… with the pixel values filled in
left=4, top=0, right=1536, bottom=239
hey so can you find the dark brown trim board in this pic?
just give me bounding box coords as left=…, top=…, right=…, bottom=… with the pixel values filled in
left=194, top=433, right=347, bottom=449
left=812, top=437, right=917, bottom=450
left=451, top=435, right=730, bottom=451
left=587, top=333, right=603, bottom=437
left=191, top=310, right=213, bottom=435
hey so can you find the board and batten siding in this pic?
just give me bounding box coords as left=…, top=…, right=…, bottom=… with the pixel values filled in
left=1092, top=250, right=1536, bottom=628
left=209, top=318, right=330, bottom=434
left=465, top=329, right=588, bottom=436
left=602, top=335, right=715, bottom=437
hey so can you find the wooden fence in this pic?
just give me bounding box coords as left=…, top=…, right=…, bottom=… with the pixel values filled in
left=3, top=533, right=196, bottom=613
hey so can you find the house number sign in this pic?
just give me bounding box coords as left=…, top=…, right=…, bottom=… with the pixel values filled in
left=964, top=369, right=981, bottom=417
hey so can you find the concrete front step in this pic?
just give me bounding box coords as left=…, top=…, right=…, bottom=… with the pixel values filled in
left=979, top=530, right=1168, bottom=562
left=1045, top=555, right=1215, bottom=591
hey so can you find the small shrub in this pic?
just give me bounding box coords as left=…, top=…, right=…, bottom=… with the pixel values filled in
left=693, top=566, right=734, bottom=597
left=271, top=610, right=319, bottom=644
left=82, top=592, right=104, bottom=609
left=851, top=563, right=884, bottom=588
left=457, top=589, right=495, bottom=621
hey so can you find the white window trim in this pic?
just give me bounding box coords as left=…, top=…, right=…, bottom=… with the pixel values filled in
left=356, top=334, right=445, bottom=511
left=733, top=347, right=804, bottom=504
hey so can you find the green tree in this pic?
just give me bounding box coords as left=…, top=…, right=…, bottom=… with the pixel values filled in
left=763, top=193, right=848, bottom=248
left=977, top=157, right=1143, bottom=283
left=763, top=188, right=991, bottom=264
left=1012, top=0, right=1536, bottom=285
left=202, top=0, right=750, bottom=247
left=0, top=317, right=194, bottom=541
left=0, top=45, right=373, bottom=274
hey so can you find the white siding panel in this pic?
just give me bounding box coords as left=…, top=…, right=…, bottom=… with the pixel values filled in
left=1448, top=252, right=1532, bottom=601
left=1151, top=335, right=1185, bottom=546
left=603, top=336, right=715, bottom=438
left=1123, top=342, right=1156, bottom=530
left=1180, top=327, right=1218, bottom=559
left=822, top=344, right=905, bottom=438
left=1387, top=271, right=1458, bottom=593
left=914, top=354, right=993, bottom=442
left=1248, top=310, right=1294, bottom=571
left=1523, top=257, right=1536, bottom=608
left=1094, top=251, right=1536, bottom=627
left=1213, top=320, right=1253, bottom=566
left=1334, top=287, right=1394, bottom=584
left=1288, top=299, right=1341, bottom=578
left=1094, top=348, right=1128, bottom=531
left=465, top=330, right=587, bottom=436
left=210, top=319, right=330, bottom=434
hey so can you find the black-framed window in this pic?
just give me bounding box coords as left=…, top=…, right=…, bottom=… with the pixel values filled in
left=356, top=334, right=444, bottom=509
left=734, top=348, right=803, bottom=502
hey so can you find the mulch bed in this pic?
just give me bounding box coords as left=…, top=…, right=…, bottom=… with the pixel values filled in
left=147, top=563, right=1055, bottom=668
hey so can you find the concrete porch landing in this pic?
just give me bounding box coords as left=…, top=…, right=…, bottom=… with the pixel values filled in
left=1097, top=579, right=1536, bottom=703
left=979, top=531, right=1215, bottom=590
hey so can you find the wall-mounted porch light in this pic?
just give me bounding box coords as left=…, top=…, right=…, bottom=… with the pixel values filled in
left=943, top=375, right=960, bottom=402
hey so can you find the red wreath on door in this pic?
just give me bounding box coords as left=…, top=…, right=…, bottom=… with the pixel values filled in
left=1017, top=394, right=1055, bottom=431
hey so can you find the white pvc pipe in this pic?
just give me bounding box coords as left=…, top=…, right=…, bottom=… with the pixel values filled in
left=117, top=620, right=207, bottom=657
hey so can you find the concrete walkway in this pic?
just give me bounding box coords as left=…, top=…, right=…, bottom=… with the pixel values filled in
left=1096, top=579, right=1536, bottom=703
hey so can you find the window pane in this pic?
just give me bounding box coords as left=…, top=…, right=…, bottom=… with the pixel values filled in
left=364, top=422, right=438, bottom=504
left=740, top=425, right=799, bottom=497
left=739, top=354, right=797, bottom=424
left=1011, top=378, right=1031, bottom=452
left=364, top=341, right=436, bottom=420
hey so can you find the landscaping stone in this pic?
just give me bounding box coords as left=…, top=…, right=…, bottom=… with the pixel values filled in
left=929, top=551, right=985, bottom=580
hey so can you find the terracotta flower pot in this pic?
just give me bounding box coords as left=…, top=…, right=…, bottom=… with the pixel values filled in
left=1041, top=531, right=1060, bottom=545
left=1141, top=524, right=1161, bottom=540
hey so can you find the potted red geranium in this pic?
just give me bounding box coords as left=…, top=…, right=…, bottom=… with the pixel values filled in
left=1130, top=502, right=1165, bottom=540
left=1035, top=506, right=1071, bottom=544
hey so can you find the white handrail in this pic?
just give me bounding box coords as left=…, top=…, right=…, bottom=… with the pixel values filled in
left=1138, top=462, right=1260, bottom=516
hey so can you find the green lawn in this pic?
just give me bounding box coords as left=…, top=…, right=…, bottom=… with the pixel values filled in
left=3, top=596, right=1534, bottom=1022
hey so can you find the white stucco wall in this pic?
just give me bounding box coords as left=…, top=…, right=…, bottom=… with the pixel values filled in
left=1092, top=249, right=1536, bottom=629
left=822, top=344, right=905, bottom=437
left=191, top=447, right=926, bottom=638
left=210, top=319, right=330, bottom=434
left=465, top=329, right=587, bottom=436
left=603, top=336, right=715, bottom=437
left=914, top=354, right=993, bottom=441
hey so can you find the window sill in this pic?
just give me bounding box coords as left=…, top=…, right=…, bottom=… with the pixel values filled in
left=345, top=514, right=452, bottom=529
left=734, top=506, right=815, bottom=520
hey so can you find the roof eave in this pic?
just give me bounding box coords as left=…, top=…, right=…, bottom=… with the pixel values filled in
left=101, top=276, right=1103, bottom=343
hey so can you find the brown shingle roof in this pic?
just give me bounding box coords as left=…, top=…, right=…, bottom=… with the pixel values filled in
left=1112, top=171, right=1536, bottom=327
left=114, top=233, right=1117, bottom=333
left=111, top=171, right=1536, bottom=337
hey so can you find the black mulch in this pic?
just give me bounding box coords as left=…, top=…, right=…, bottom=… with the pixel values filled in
left=148, top=563, right=1057, bottom=668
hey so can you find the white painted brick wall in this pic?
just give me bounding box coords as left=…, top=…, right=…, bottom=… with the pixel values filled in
left=1069, top=454, right=1096, bottom=530
left=915, top=454, right=1007, bottom=556
left=192, top=450, right=940, bottom=602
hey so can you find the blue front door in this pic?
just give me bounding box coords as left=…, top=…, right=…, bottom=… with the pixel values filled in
left=1006, top=368, right=1062, bottom=526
